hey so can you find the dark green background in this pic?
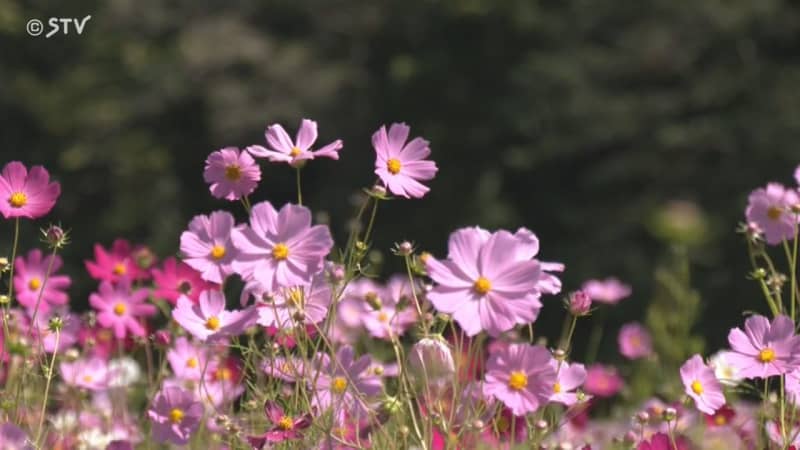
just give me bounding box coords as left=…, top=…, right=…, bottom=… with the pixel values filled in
left=2, top=0, right=800, bottom=356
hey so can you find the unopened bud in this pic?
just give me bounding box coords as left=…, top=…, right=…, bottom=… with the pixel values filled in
left=408, top=335, right=455, bottom=381
left=753, top=268, right=767, bottom=280
left=364, top=291, right=382, bottom=310
left=568, top=290, right=592, bottom=316
left=48, top=316, right=64, bottom=332
left=553, top=348, right=567, bottom=361
left=623, top=431, right=638, bottom=444
left=394, top=241, right=414, bottom=256
left=0, top=295, right=9, bottom=305
left=0, top=257, right=9, bottom=272
left=399, top=425, right=410, bottom=437
left=371, top=184, right=387, bottom=197
left=535, top=419, right=548, bottom=431
left=64, top=348, right=80, bottom=361
left=152, top=330, right=171, bottom=347
left=471, top=419, right=485, bottom=430
left=381, top=396, right=402, bottom=416
left=292, top=310, right=306, bottom=322
left=663, top=407, right=677, bottom=422
left=43, top=225, right=69, bottom=249
left=635, top=411, right=650, bottom=424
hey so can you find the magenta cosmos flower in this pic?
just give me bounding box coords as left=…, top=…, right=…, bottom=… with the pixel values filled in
left=247, top=401, right=313, bottom=448
left=148, top=386, right=203, bottom=445
left=231, top=201, right=333, bottom=292
left=89, top=278, right=156, bottom=339
left=727, top=314, right=800, bottom=378
left=180, top=211, right=239, bottom=284
left=172, top=290, right=256, bottom=341
left=85, top=239, right=150, bottom=282
left=248, top=118, right=343, bottom=166
left=581, top=277, right=632, bottom=305
left=482, top=343, right=555, bottom=416
left=203, top=147, right=261, bottom=201
left=548, top=360, right=588, bottom=406
left=60, top=357, right=110, bottom=391
left=311, top=346, right=382, bottom=418
left=637, top=433, right=690, bottom=450
left=583, top=364, right=624, bottom=398
left=372, top=123, right=438, bottom=199
left=13, top=248, right=71, bottom=314
left=680, top=354, right=725, bottom=415
left=0, top=161, right=60, bottom=219
left=151, top=257, right=217, bottom=305
left=618, top=322, right=653, bottom=360
left=425, top=227, right=544, bottom=336
left=745, top=183, right=799, bottom=245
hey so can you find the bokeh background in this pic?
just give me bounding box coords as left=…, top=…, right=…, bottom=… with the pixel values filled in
left=2, top=0, right=800, bottom=362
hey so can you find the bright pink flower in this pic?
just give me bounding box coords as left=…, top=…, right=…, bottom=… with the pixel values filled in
left=0, top=161, right=60, bottom=219
left=60, top=357, right=110, bottom=391
left=311, top=346, right=382, bottom=418
left=680, top=354, right=725, bottom=415
left=203, top=147, right=261, bottom=200
left=231, top=201, right=333, bottom=292
left=618, top=322, right=653, bottom=360
left=172, top=290, right=256, bottom=341
left=361, top=275, right=419, bottom=340
left=583, top=364, right=624, bottom=398
left=147, top=386, right=203, bottom=445
left=247, top=401, right=313, bottom=447
left=85, top=239, right=150, bottom=282
left=180, top=211, right=240, bottom=284
left=13, top=248, right=71, bottom=314
left=248, top=118, right=343, bottom=166
left=549, top=360, right=588, bottom=406
left=637, top=433, right=690, bottom=450
left=581, top=277, right=632, bottom=304
left=426, top=227, right=544, bottom=336
left=483, top=343, right=556, bottom=415
left=745, top=183, right=799, bottom=245
left=89, top=278, right=156, bottom=339
left=167, top=337, right=208, bottom=381
left=151, top=257, right=217, bottom=305
left=372, top=123, right=438, bottom=199
left=248, top=273, right=332, bottom=329
left=726, top=314, right=800, bottom=378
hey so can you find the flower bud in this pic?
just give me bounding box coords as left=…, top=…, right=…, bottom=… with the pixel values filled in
left=328, top=263, right=345, bottom=282
left=394, top=241, right=414, bottom=256
left=635, top=411, right=650, bottom=424
left=152, top=330, right=171, bottom=347
left=48, top=316, right=64, bottom=332
left=0, top=295, right=9, bottom=305
left=0, top=257, right=9, bottom=272
left=43, top=225, right=69, bottom=249
left=292, top=310, right=306, bottom=322
left=552, top=348, right=567, bottom=361
left=371, top=184, right=387, bottom=197
left=663, top=407, right=677, bottom=422
left=535, top=419, right=548, bottom=432
left=408, top=335, right=455, bottom=381
left=623, top=431, right=638, bottom=444
left=568, top=290, right=592, bottom=316
left=381, top=396, right=402, bottom=416
left=134, top=247, right=156, bottom=270
left=364, top=291, right=382, bottom=311
left=752, top=268, right=767, bottom=280
left=471, top=419, right=485, bottom=430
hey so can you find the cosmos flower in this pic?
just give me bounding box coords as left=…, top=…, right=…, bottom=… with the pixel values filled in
left=0, top=422, right=34, bottom=450
left=89, top=278, right=156, bottom=339
left=360, top=275, right=418, bottom=340
left=766, top=420, right=800, bottom=449
left=172, top=290, right=256, bottom=342
left=637, top=433, right=690, bottom=450
left=247, top=273, right=332, bottom=329
left=13, top=248, right=71, bottom=314
left=311, top=346, right=382, bottom=418
left=372, top=123, right=438, bottom=199
left=151, top=257, right=217, bottom=305
left=85, top=239, right=150, bottom=282
left=617, top=322, right=653, bottom=360
left=482, top=343, right=556, bottom=415
left=708, top=351, right=744, bottom=387
left=248, top=118, right=343, bottom=166
left=583, top=364, right=624, bottom=398
left=581, top=277, right=632, bottom=305
left=203, top=147, right=261, bottom=200
left=60, top=357, right=110, bottom=391
left=745, top=183, right=799, bottom=245
left=247, top=401, right=313, bottom=447
left=231, top=201, right=333, bottom=292
left=166, top=337, right=208, bottom=381
left=425, top=227, right=544, bottom=336
left=27, top=307, right=80, bottom=353
left=147, top=386, right=203, bottom=445
left=726, top=314, right=800, bottom=379
left=0, top=161, right=60, bottom=220
left=681, top=354, right=725, bottom=415
left=179, top=211, right=240, bottom=284
left=549, top=360, right=588, bottom=406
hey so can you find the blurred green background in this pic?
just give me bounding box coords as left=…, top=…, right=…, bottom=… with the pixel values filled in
left=2, top=0, right=800, bottom=358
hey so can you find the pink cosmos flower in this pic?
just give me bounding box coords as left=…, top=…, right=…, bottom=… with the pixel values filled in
left=361, top=275, right=419, bottom=340
left=583, top=364, right=624, bottom=398
left=726, top=314, right=800, bottom=378
left=581, top=277, right=632, bottom=305
left=167, top=337, right=209, bottom=381
left=637, top=433, right=690, bottom=450
left=13, top=248, right=71, bottom=314
left=311, top=346, right=382, bottom=418
left=745, top=183, right=799, bottom=245
left=147, top=386, right=203, bottom=445
left=180, top=211, right=239, bottom=284
left=511, top=227, right=564, bottom=295
left=172, top=290, right=256, bottom=341
left=263, top=356, right=307, bottom=383
left=549, top=360, right=588, bottom=406
left=618, top=322, right=653, bottom=360
left=766, top=420, right=800, bottom=449
left=89, top=278, right=156, bottom=339
left=248, top=118, right=343, bottom=166
left=426, top=227, right=544, bottom=336
left=28, top=308, right=80, bottom=353
left=247, top=401, right=313, bottom=447
left=85, top=239, right=151, bottom=282
left=60, top=357, right=110, bottom=391
left=231, top=201, right=333, bottom=292
left=483, top=343, right=556, bottom=415
left=680, top=354, right=725, bottom=415
left=247, top=273, right=332, bottom=329
left=151, top=257, right=217, bottom=305
left=372, top=123, right=438, bottom=199
left=203, top=147, right=261, bottom=200
left=0, top=161, right=60, bottom=219
left=0, top=422, right=34, bottom=450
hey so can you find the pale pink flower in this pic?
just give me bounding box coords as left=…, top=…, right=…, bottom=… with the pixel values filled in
left=549, top=360, right=588, bottom=406
left=60, top=357, right=110, bottom=391
left=681, top=354, right=725, bottom=415
left=203, top=147, right=261, bottom=200
left=583, top=364, right=624, bottom=398
left=618, top=322, right=653, bottom=360
left=148, top=386, right=203, bottom=445
left=180, top=211, right=239, bottom=284
left=167, top=337, right=208, bottom=381
left=581, top=277, right=632, bottom=305
left=248, top=118, right=343, bottom=166
left=483, top=343, right=556, bottom=415
left=361, top=275, right=418, bottom=340
left=726, top=314, right=800, bottom=379
left=248, top=273, right=332, bottom=329
left=172, top=290, right=256, bottom=341
left=745, top=183, right=799, bottom=245
left=372, top=123, right=438, bottom=199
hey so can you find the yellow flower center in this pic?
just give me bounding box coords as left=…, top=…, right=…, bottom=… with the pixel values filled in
left=767, top=206, right=783, bottom=221
left=113, top=263, right=127, bottom=276
left=715, top=414, right=726, bottom=426
left=169, top=408, right=184, bottom=424
left=332, top=376, right=348, bottom=394
left=287, top=288, right=304, bottom=306
left=473, top=277, right=492, bottom=295
left=215, top=367, right=232, bottom=381
left=377, top=311, right=389, bottom=323
left=82, top=375, right=93, bottom=383
left=210, top=245, right=226, bottom=260
left=290, top=147, right=302, bottom=157
left=224, top=164, right=242, bottom=181
left=387, top=158, right=402, bottom=175
left=9, top=192, right=27, bottom=208
left=113, top=302, right=127, bottom=316
left=691, top=380, right=703, bottom=395
left=508, top=371, right=528, bottom=391
left=186, top=357, right=198, bottom=368
left=553, top=382, right=562, bottom=393
left=28, top=277, right=41, bottom=291
left=277, top=415, right=294, bottom=430
left=205, top=316, right=221, bottom=331
left=272, top=243, right=289, bottom=260
left=759, top=347, right=776, bottom=363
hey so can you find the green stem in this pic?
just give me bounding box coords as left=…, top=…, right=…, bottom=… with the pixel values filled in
left=295, top=167, right=303, bottom=206
left=35, top=329, right=59, bottom=446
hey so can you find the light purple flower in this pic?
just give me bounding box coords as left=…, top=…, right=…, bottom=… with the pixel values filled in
left=203, top=147, right=261, bottom=201
left=311, top=346, right=382, bottom=418
left=13, top=248, right=71, bottom=314
left=681, top=354, right=725, bottom=415
left=89, top=278, right=156, bottom=339
left=618, top=322, right=653, bottom=360
left=549, top=360, right=588, bottom=406
left=60, top=357, right=110, bottom=391
left=745, top=183, right=799, bottom=245
left=726, top=314, right=800, bottom=379
left=0, top=422, right=33, bottom=450
left=581, top=277, right=632, bottom=305
left=180, top=211, right=240, bottom=284
left=483, top=343, right=556, bottom=415
left=248, top=118, right=343, bottom=166
left=231, top=201, right=333, bottom=292
left=172, top=290, right=256, bottom=341
left=167, top=337, right=208, bottom=381
left=361, top=275, right=418, bottom=340
left=248, top=273, right=332, bottom=329
left=147, top=386, right=203, bottom=445
left=372, top=123, right=438, bottom=199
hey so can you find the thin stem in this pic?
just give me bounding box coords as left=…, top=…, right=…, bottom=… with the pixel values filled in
left=362, top=198, right=380, bottom=245
left=35, top=329, right=59, bottom=446
left=295, top=167, right=303, bottom=206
